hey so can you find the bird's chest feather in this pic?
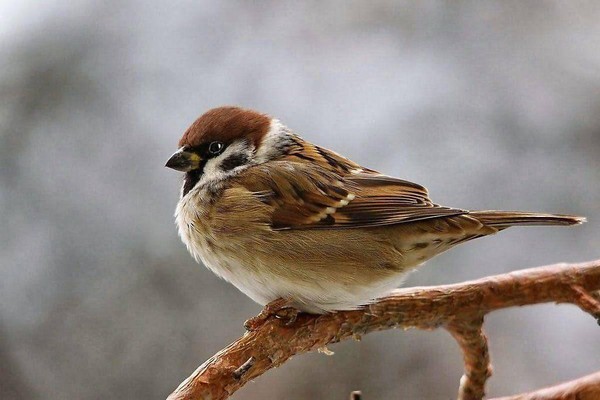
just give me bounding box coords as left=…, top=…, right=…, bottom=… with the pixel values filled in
left=175, top=187, right=234, bottom=273
left=174, top=186, right=279, bottom=304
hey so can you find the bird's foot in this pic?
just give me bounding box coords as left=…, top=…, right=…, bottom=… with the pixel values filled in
left=244, top=298, right=299, bottom=331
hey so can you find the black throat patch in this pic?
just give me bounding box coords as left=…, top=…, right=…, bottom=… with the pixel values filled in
left=182, top=158, right=208, bottom=197
left=182, top=170, right=201, bottom=197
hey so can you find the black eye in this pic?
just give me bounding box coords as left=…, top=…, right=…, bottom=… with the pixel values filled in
left=208, top=141, right=224, bottom=155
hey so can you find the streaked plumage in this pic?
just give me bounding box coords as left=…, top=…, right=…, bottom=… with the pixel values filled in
left=166, top=106, right=585, bottom=313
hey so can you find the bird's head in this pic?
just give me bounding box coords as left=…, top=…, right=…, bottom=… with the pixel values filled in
left=166, top=106, right=295, bottom=196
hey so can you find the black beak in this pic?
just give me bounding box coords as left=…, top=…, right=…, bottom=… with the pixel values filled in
left=165, top=149, right=202, bottom=172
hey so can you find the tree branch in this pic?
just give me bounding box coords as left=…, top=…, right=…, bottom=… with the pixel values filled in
left=490, top=371, right=600, bottom=400
left=167, top=259, right=600, bottom=400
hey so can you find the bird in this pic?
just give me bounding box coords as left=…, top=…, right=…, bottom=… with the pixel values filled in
left=166, top=106, right=585, bottom=319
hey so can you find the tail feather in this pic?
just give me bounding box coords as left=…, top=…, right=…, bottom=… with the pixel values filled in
left=470, top=210, right=586, bottom=228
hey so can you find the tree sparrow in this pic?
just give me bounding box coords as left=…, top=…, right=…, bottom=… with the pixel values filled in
left=166, top=106, right=585, bottom=315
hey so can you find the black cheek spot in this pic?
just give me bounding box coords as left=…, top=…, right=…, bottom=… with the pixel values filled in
left=220, top=153, right=249, bottom=172
left=413, top=242, right=429, bottom=250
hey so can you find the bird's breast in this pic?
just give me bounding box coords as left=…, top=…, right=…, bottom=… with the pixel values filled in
left=175, top=188, right=287, bottom=305
left=175, top=188, right=215, bottom=263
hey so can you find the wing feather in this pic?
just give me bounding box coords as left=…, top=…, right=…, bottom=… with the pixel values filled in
left=232, top=156, right=465, bottom=230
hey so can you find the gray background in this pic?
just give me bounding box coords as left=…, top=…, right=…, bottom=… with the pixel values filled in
left=2, top=1, right=599, bottom=399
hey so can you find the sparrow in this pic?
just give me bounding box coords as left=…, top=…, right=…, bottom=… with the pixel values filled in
left=166, top=106, right=585, bottom=316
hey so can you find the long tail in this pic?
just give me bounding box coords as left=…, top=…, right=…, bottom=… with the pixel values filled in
left=470, top=210, right=586, bottom=228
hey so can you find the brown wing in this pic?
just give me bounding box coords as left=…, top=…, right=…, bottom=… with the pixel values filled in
left=233, top=159, right=466, bottom=230
left=340, top=172, right=467, bottom=228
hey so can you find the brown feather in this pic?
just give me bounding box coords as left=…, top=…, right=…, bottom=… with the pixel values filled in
left=179, top=106, right=271, bottom=149
left=470, top=211, right=585, bottom=227
left=226, top=141, right=583, bottom=233
left=232, top=150, right=467, bottom=230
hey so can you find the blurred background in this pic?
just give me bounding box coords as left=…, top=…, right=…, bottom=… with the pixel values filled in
left=1, top=1, right=599, bottom=399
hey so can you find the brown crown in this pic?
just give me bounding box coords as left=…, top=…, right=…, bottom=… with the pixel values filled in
left=179, top=106, right=271, bottom=149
